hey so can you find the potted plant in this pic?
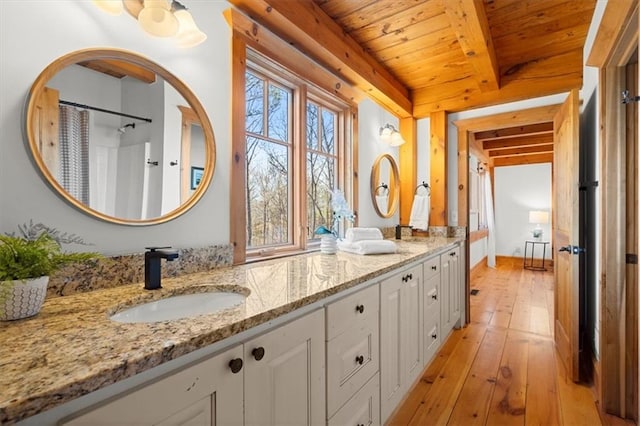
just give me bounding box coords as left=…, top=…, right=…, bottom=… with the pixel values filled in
left=314, top=189, right=355, bottom=254
left=0, top=222, right=99, bottom=321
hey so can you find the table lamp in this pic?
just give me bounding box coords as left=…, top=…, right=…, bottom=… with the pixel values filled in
left=529, top=210, right=549, bottom=240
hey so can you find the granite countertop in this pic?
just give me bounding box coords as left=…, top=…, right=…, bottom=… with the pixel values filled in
left=0, top=237, right=461, bottom=424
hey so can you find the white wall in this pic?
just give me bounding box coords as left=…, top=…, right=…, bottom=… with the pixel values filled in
left=494, top=164, right=552, bottom=259
left=0, top=1, right=226, bottom=255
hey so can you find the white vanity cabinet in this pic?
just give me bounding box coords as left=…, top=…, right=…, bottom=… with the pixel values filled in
left=62, top=309, right=325, bottom=426
left=325, top=283, right=380, bottom=421
left=440, top=245, right=462, bottom=338
left=244, top=308, right=325, bottom=426
left=379, top=263, right=423, bottom=422
left=62, top=345, right=245, bottom=426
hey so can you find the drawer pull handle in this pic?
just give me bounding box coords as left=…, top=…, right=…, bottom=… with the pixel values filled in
left=229, top=358, right=243, bottom=374
left=355, top=304, right=365, bottom=314
left=432, top=294, right=438, bottom=300
left=402, top=273, right=414, bottom=282
left=432, top=333, right=438, bottom=340
left=355, top=355, right=364, bottom=365
left=431, top=265, right=437, bottom=271
left=450, top=252, right=456, bottom=257
left=252, top=347, right=265, bottom=361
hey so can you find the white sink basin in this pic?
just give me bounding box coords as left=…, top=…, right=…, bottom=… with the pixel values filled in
left=110, top=291, right=247, bottom=323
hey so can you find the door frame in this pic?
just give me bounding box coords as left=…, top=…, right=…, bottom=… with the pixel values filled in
left=453, top=104, right=561, bottom=325
left=587, top=1, right=639, bottom=419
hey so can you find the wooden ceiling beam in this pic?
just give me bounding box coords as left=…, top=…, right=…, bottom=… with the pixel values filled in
left=488, top=143, right=555, bottom=157
left=493, top=153, right=554, bottom=167
left=444, top=0, right=500, bottom=92
left=78, top=59, right=156, bottom=84
left=412, top=48, right=583, bottom=116
left=474, top=122, right=554, bottom=141
left=482, top=133, right=554, bottom=150
left=228, top=0, right=413, bottom=118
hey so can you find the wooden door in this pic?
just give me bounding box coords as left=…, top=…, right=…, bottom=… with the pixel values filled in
left=244, top=309, right=325, bottom=426
left=553, top=89, right=581, bottom=381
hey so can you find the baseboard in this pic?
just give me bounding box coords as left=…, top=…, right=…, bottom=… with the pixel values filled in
left=495, top=255, right=555, bottom=268
left=470, top=256, right=487, bottom=279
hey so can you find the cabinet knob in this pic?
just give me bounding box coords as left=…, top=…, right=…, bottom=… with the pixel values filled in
left=229, top=358, right=243, bottom=374
left=450, top=252, right=456, bottom=257
left=432, top=294, right=438, bottom=300
left=432, top=333, right=438, bottom=340
left=355, top=304, right=365, bottom=314
left=409, top=273, right=413, bottom=280
left=431, top=265, right=437, bottom=271
left=355, top=355, right=364, bottom=365
left=252, top=347, right=265, bottom=361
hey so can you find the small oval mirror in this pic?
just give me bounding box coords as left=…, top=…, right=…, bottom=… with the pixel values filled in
left=24, top=48, right=215, bottom=225
left=370, top=153, right=399, bottom=218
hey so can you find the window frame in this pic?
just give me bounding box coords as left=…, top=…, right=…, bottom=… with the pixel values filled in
left=231, top=40, right=356, bottom=264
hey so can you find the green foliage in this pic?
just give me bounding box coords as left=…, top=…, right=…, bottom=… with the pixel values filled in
left=0, top=232, right=99, bottom=282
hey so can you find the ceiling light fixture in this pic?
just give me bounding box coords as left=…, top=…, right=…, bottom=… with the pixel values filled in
left=92, top=0, right=207, bottom=48
left=379, top=123, right=405, bottom=146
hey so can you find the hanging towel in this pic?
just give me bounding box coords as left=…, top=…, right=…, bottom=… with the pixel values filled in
left=409, top=194, right=430, bottom=231
left=338, top=239, right=397, bottom=255
left=345, top=227, right=383, bottom=242
left=375, top=195, right=389, bottom=213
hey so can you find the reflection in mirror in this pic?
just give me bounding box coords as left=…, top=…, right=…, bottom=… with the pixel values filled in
left=25, top=49, right=215, bottom=225
left=370, top=154, right=399, bottom=218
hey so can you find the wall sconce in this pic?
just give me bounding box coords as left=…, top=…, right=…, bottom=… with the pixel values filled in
left=92, top=0, right=207, bottom=48
left=379, top=123, right=405, bottom=146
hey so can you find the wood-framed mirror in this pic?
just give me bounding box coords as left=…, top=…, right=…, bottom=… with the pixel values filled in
left=370, top=153, right=399, bottom=218
left=24, top=48, right=215, bottom=225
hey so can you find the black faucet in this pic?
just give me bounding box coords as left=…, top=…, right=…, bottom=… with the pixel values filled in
left=395, top=225, right=412, bottom=240
left=144, top=247, right=179, bottom=290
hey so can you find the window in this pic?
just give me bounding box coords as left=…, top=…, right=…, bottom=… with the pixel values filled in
left=238, top=51, right=352, bottom=261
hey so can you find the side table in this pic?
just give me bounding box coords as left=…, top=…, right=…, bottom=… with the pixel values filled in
left=523, top=240, right=550, bottom=271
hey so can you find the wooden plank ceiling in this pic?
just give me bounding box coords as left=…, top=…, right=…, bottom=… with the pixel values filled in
left=474, top=122, right=555, bottom=167
left=231, top=0, right=596, bottom=119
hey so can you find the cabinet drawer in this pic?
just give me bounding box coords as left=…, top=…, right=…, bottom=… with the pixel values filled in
left=423, top=256, right=440, bottom=281
left=327, top=317, right=379, bottom=416
left=423, top=317, right=440, bottom=366
left=328, top=373, right=380, bottom=426
left=326, top=283, right=379, bottom=340
left=424, top=278, right=439, bottom=314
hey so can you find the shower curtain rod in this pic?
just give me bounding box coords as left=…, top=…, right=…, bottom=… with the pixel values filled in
left=59, top=100, right=153, bottom=123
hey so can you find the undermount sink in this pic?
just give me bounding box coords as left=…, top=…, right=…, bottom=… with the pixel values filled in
left=110, top=288, right=248, bottom=323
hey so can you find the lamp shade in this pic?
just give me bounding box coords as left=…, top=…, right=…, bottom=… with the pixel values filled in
left=379, top=125, right=393, bottom=142
left=93, top=0, right=124, bottom=15
left=138, top=0, right=179, bottom=37
left=174, top=9, right=207, bottom=47
left=389, top=131, right=405, bottom=146
left=528, top=210, right=549, bottom=224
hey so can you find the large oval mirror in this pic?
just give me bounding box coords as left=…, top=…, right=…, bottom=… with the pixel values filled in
left=370, top=153, right=399, bottom=218
left=25, top=48, right=215, bottom=225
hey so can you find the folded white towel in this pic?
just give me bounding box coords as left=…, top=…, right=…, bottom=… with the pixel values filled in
left=338, top=239, right=397, bottom=255
left=345, top=227, right=383, bottom=242
left=409, top=194, right=430, bottom=231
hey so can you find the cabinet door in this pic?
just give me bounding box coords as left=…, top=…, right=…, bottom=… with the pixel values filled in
left=403, top=267, right=423, bottom=386
left=380, top=275, right=403, bottom=421
left=449, top=247, right=461, bottom=324
left=423, top=273, right=440, bottom=366
left=62, top=345, right=244, bottom=426
left=380, top=265, right=423, bottom=422
left=244, top=309, right=325, bottom=426
left=441, top=246, right=461, bottom=337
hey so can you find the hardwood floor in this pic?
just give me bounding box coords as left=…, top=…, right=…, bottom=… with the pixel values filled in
left=388, top=258, right=601, bottom=426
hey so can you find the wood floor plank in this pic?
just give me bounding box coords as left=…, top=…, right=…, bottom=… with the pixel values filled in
left=447, top=327, right=508, bottom=425
left=408, top=324, right=488, bottom=425
left=526, top=338, right=561, bottom=425
left=486, top=330, right=529, bottom=425
left=555, top=346, right=602, bottom=425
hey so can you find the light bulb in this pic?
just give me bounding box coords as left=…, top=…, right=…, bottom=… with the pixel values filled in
left=174, top=9, right=207, bottom=47
left=138, top=0, right=178, bottom=37
left=93, top=0, right=124, bottom=15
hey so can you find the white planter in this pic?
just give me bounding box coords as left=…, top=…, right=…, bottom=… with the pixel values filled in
left=0, top=276, right=49, bottom=321
left=320, top=235, right=337, bottom=254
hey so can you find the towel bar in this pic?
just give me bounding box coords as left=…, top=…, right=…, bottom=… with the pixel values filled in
left=414, top=181, right=431, bottom=196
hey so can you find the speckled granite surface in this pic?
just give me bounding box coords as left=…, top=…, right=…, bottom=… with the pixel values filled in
left=0, top=238, right=460, bottom=424
left=48, top=244, right=234, bottom=298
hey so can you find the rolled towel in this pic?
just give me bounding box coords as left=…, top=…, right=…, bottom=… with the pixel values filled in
left=345, top=227, right=383, bottom=242
left=338, top=239, right=397, bottom=255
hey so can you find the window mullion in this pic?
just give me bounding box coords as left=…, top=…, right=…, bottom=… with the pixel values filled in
left=296, top=85, right=308, bottom=249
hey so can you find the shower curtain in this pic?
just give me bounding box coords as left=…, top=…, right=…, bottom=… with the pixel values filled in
left=59, top=105, right=90, bottom=205
left=483, top=171, right=496, bottom=268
